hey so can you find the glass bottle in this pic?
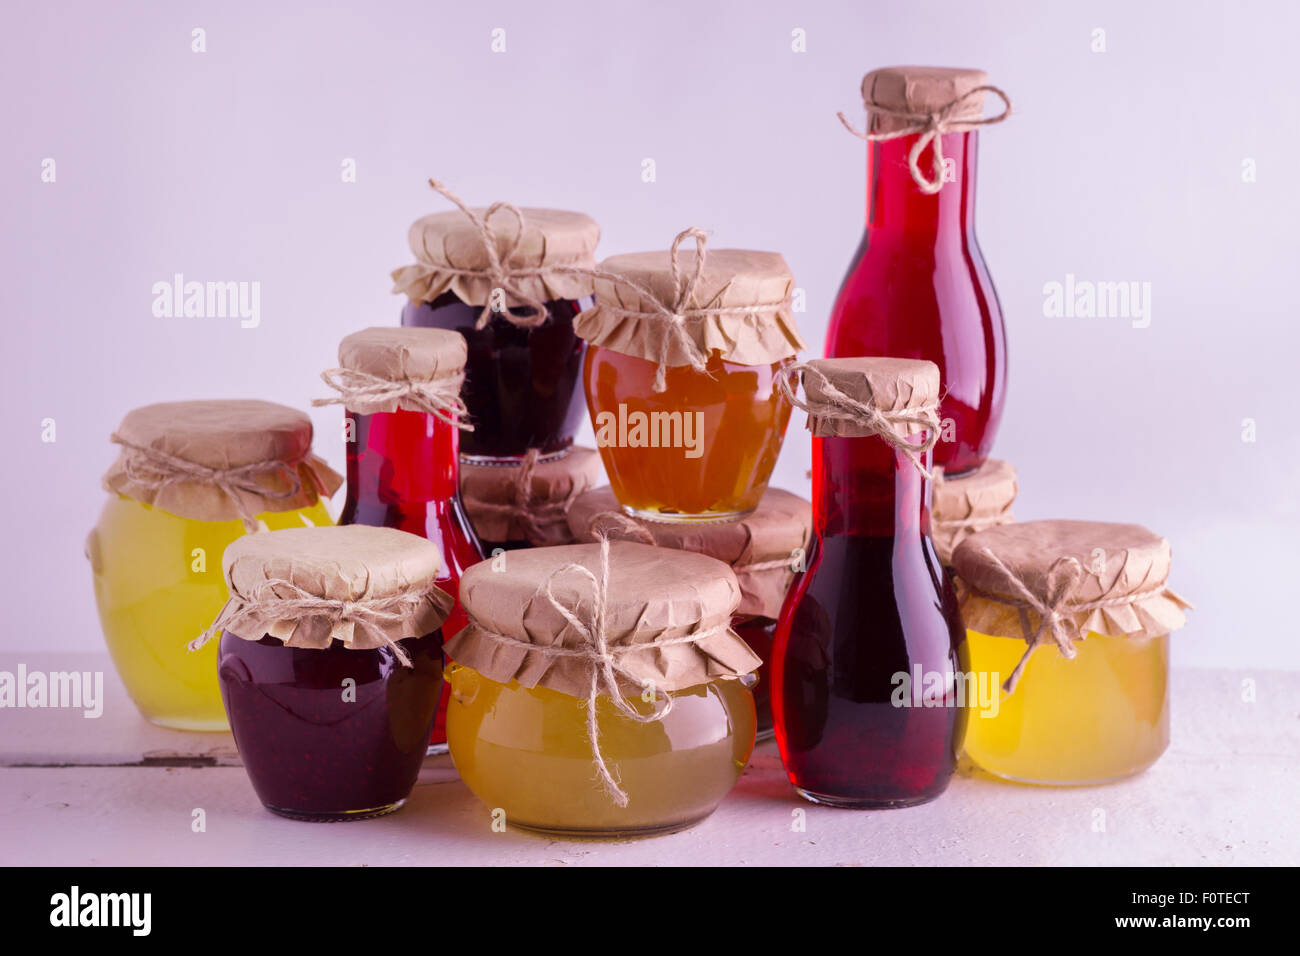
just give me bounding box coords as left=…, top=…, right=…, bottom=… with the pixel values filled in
left=826, top=117, right=1006, bottom=477
left=772, top=370, right=969, bottom=808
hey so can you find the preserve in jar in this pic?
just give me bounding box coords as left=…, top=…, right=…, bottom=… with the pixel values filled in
left=197, top=525, right=454, bottom=820
left=460, top=446, right=605, bottom=553
left=826, top=66, right=1011, bottom=476
left=566, top=486, right=812, bottom=741
left=315, top=325, right=484, bottom=752
left=576, top=229, right=805, bottom=522
left=443, top=539, right=760, bottom=836
left=392, top=180, right=600, bottom=462
left=88, top=400, right=340, bottom=731
left=931, top=458, right=1017, bottom=566
left=771, top=357, right=968, bottom=808
left=952, top=521, right=1191, bottom=785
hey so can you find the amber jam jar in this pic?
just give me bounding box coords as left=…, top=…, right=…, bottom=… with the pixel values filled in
left=827, top=66, right=1010, bottom=476
left=575, top=234, right=805, bottom=523
left=566, top=486, right=812, bottom=741
left=392, top=194, right=601, bottom=463
left=444, top=541, right=760, bottom=837
left=953, top=521, right=1191, bottom=786
left=200, top=525, right=454, bottom=821
left=89, top=400, right=340, bottom=731
left=460, top=446, right=605, bottom=553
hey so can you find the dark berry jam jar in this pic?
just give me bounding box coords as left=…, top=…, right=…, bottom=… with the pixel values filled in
left=197, top=525, right=455, bottom=821
left=218, top=631, right=443, bottom=820
left=403, top=293, right=592, bottom=461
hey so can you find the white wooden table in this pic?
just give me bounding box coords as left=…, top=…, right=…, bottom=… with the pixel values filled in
left=1, top=654, right=1295, bottom=866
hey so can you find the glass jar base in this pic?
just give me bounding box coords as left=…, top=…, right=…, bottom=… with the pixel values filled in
left=970, top=762, right=1158, bottom=787
left=504, top=810, right=715, bottom=840
left=264, top=799, right=407, bottom=822
left=794, top=786, right=948, bottom=810
left=621, top=505, right=757, bottom=525
left=460, top=448, right=572, bottom=467
left=144, top=714, right=229, bottom=733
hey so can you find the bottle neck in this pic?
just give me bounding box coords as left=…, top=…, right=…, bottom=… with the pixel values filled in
left=344, top=408, right=461, bottom=507
left=813, top=434, right=933, bottom=540
left=864, top=130, right=979, bottom=244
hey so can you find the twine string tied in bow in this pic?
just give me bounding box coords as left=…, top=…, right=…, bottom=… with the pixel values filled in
left=313, top=367, right=473, bottom=430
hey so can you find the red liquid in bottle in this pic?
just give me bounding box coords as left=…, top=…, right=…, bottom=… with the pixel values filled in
left=825, top=131, right=1006, bottom=476
left=338, top=407, right=484, bottom=748
left=771, top=432, right=968, bottom=807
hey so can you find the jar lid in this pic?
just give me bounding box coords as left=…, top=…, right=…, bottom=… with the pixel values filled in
left=953, top=520, right=1192, bottom=692
left=566, top=486, right=812, bottom=620
left=574, top=229, right=805, bottom=390
left=859, top=66, right=993, bottom=136
left=102, top=399, right=341, bottom=528
left=193, top=525, right=454, bottom=666
left=315, top=326, right=470, bottom=423
left=446, top=540, right=760, bottom=698
left=931, top=459, right=1018, bottom=565
left=460, top=447, right=606, bottom=547
left=390, top=184, right=600, bottom=314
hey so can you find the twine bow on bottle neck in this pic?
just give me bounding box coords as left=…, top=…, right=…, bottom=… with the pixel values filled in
left=313, top=367, right=473, bottom=430
left=424, top=178, right=558, bottom=330
left=111, top=435, right=308, bottom=533
left=837, top=85, right=1011, bottom=194
left=777, top=363, right=941, bottom=478
left=189, top=578, right=438, bottom=668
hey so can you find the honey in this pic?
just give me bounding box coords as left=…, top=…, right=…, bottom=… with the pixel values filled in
left=963, top=629, right=1169, bottom=785
left=446, top=663, right=755, bottom=836
left=585, top=345, right=792, bottom=521
left=90, top=495, right=332, bottom=731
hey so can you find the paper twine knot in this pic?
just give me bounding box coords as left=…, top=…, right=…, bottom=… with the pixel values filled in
left=837, top=84, right=1012, bottom=194
left=777, top=362, right=941, bottom=478
left=312, top=366, right=473, bottom=430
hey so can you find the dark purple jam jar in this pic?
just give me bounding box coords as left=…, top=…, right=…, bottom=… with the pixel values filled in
left=217, top=631, right=443, bottom=821
left=402, top=292, right=591, bottom=462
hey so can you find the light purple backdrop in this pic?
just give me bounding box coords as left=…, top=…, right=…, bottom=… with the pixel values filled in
left=3, top=0, right=1296, bottom=666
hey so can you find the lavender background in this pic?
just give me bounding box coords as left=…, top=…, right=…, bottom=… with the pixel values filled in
left=3, top=0, right=1295, bottom=666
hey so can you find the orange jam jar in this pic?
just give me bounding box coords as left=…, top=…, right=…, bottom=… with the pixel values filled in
left=575, top=231, right=805, bottom=522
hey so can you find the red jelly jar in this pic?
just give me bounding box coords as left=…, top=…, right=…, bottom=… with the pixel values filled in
left=826, top=66, right=1010, bottom=477
left=317, top=327, right=485, bottom=752
left=202, top=525, right=455, bottom=821
left=392, top=196, right=601, bottom=462
left=772, top=358, right=969, bottom=808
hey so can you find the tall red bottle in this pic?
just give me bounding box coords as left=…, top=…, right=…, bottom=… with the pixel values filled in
left=826, top=66, right=1009, bottom=476
left=771, top=357, right=969, bottom=808
left=319, top=327, right=485, bottom=752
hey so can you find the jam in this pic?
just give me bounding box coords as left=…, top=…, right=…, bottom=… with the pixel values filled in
left=218, top=631, right=442, bottom=819
left=732, top=614, right=777, bottom=740
left=403, top=292, right=590, bottom=461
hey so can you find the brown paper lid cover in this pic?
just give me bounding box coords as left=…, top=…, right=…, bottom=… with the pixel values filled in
left=953, top=520, right=1192, bottom=641
left=574, top=248, right=806, bottom=367
left=800, top=356, right=940, bottom=438
left=862, top=66, right=990, bottom=135
left=566, top=487, right=812, bottom=619
left=392, top=207, right=600, bottom=307
left=215, top=525, right=454, bottom=650
left=931, top=458, right=1018, bottom=565
left=334, top=327, right=467, bottom=415
left=460, top=447, right=606, bottom=546
left=102, top=400, right=341, bottom=523
left=444, top=541, right=762, bottom=696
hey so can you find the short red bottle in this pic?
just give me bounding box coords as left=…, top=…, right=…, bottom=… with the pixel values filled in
left=825, top=66, right=1009, bottom=477
left=772, top=357, right=968, bottom=808
left=319, top=327, right=485, bottom=751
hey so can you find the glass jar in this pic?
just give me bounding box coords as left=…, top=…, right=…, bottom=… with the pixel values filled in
left=443, top=540, right=761, bottom=836
left=200, top=524, right=454, bottom=820
left=826, top=66, right=1008, bottom=477
left=89, top=400, right=340, bottom=731
left=731, top=615, right=778, bottom=739
left=446, top=663, right=755, bottom=836
left=403, top=292, right=592, bottom=461
left=585, top=348, right=793, bottom=521
left=962, top=629, right=1169, bottom=784
left=772, top=358, right=968, bottom=808
left=952, top=520, right=1189, bottom=785
left=218, top=630, right=443, bottom=819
